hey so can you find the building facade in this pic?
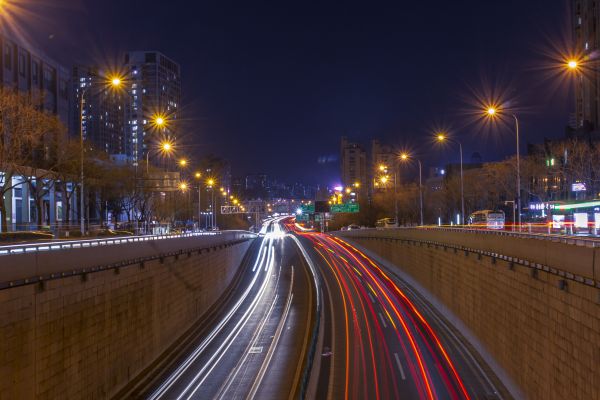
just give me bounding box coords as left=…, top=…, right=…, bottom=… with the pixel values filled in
left=571, top=0, right=600, bottom=135
left=0, top=32, right=69, bottom=125
left=0, top=32, right=74, bottom=231
left=124, top=51, right=181, bottom=165
left=71, top=65, right=127, bottom=156
left=340, top=137, right=367, bottom=188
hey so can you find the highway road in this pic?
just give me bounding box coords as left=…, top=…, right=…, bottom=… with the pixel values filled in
left=286, top=220, right=511, bottom=400
left=119, top=218, right=318, bottom=399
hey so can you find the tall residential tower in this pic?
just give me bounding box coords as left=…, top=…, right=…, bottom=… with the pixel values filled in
left=123, top=51, right=181, bottom=165
left=571, top=0, right=600, bottom=136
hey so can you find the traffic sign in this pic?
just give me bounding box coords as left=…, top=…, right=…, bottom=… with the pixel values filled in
left=299, top=204, right=315, bottom=214
left=330, top=203, right=360, bottom=213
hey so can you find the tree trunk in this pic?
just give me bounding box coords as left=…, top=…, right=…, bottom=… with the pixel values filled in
left=0, top=197, right=8, bottom=233
left=35, top=196, right=43, bottom=230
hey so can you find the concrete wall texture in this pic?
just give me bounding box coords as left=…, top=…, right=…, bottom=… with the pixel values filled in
left=339, top=229, right=600, bottom=400
left=0, top=237, right=253, bottom=399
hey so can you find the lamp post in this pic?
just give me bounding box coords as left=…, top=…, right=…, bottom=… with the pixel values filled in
left=146, top=141, right=172, bottom=174
left=485, top=107, right=521, bottom=231
left=379, top=164, right=398, bottom=225
left=436, top=133, right=465, bottom=225
left=400, top=153, right=424, bottom=226
left=207, top=179, right=215, bottom=229
left=195, top=172, right=202, bottom=230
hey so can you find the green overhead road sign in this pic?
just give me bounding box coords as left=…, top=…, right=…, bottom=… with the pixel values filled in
left=330, top=203, right=360, bottom=213
left=300, top=204, right=315, bottom=214
left=296, top=213, right=309, bottom=222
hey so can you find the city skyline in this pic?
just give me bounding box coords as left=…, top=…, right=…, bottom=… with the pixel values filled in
left=2, top=0, right=572, bottom=183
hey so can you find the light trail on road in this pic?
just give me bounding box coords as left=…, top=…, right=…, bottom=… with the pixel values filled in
left=130, top=217, right=319, bottom=400
left=286, top=219, right=504, bottom=400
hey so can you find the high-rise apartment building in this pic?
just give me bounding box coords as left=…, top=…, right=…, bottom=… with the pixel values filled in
left=0, top=32, right=69, bottom=125
left=340, top=137, right=367, bottom=188
left=371, top=139, right=396, bottom=171
left=571, top=0, right=600, bottom=134
left=71, top=65, right=126, bottom=156
left=123, top=51, right=181, bottom=165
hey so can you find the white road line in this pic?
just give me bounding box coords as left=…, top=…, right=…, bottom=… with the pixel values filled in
left=394, top=353, right=406, bottom=380
left=378, top=312, right=388, bottom=329
left=149, top=235, right=269, bottom=399
left=368, top=293, right=376, bottom=303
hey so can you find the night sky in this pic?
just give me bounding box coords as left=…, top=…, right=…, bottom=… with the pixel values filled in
left=18, top=0, right=571, bottom=184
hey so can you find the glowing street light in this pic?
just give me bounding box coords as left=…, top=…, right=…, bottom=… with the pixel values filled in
left=110, top=76, right=122, bottom=88
left=195, top=172, right=201, bottom=179
left=178, top=158, right=187, bottom=167
left=160, top=141, right=172, bottom=153
left=179, top=182, right=188, bottom=191
left=567, top=59, right=579, bottom=70
left=207, top=178, right=215, bottom=187
left=483, top=105, right=522, bottom=230
left=146, top=140, right=173, bottom=174
left=152, top=114, right=167, bottom=128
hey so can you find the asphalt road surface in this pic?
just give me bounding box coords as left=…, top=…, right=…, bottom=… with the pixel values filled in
left=286, top=220, right=511, bottom=400
left=120, top=218, right=317, bottom=400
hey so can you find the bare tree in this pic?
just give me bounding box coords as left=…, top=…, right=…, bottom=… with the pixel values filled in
left=0, top=89, right=65, bottom=232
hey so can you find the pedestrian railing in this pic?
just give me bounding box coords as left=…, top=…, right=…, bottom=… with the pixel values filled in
left=383, top=226, right=600, bottom=248
left=0, top=231, right=221, bottom=256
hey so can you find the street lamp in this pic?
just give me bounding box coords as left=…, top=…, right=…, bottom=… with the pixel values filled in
left=400, top=152, right=424, bottom=226
left=146, top=140, right=173, bottom=174
left=379, top=164, right=398, bottom=225
left=178, top=158, right=187, bottom=168
left=436, top=133, right=465, bottom=225
left=152, top=114, right=167, bottom=129
left=484, top=105, right=521, bottom=230
left=206, top=178, right=216, bottom=229
left=567, top=60, right=578, bottom=70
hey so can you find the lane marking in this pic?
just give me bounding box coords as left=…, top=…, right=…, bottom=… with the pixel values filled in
left=394, top=353, right=407, bottom=380
left=378, top=312, right=388, bottom=329
left=148, top=236, right=268, bottom=400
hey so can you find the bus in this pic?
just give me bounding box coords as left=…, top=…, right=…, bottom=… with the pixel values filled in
left=468, top=210, right=505, bottom=230
left=376, top=218, right=397, bottom=229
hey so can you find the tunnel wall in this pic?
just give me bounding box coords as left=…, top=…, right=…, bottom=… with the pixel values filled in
left=337, top=229, right=600, bottom=400
left=0, top=234, right=254, bottom=399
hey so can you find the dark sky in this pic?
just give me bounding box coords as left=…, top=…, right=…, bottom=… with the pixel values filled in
left=19, top=0, right=572, bottom=184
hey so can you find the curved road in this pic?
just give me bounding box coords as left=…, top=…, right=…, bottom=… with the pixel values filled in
left=286, top=220, right=511, bottom=400
left=119, top=219, right=318, bottom=400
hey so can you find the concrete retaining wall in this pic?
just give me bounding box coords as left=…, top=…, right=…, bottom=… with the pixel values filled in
left=338, top=229, right=600, bottom=400
left=0, top=234, right=254, bottom=399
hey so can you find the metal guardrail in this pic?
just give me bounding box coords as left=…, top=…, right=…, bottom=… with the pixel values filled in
left=0, top=231, right=221, bottom=256
left=385, top=226, right=600, bottom=248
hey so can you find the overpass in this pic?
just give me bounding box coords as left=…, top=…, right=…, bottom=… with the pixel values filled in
left=336, top=227, right=600, bottom=400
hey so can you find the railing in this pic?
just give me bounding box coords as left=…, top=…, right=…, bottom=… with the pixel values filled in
left=0, top=231, right=221, bottom=256
left=386, top=226, right=600, bottom=248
